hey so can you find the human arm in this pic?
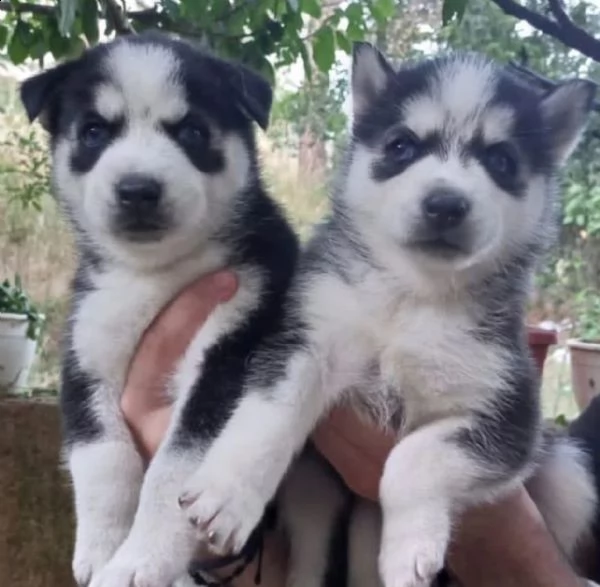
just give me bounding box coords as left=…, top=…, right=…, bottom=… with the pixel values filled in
left=313, top=406, right=584, bottom=587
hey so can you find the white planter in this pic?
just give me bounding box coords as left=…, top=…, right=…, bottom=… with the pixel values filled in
left=0, top=312, right=38, bottom=394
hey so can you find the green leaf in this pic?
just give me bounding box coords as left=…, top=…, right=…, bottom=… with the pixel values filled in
left=345, top=3, right=365, bottom=40
left=312, top=25, right=336, bottom=74
left=8, top=22, right=29, bottom=64
left=300, top=0, right=321, bottom=19
left=59, top=0, right=78, bottom=36
left=374, top=0, right=396, bottom=19
left=0, top=24, right=8, bottom=49
left=80, top=0, right=99, bottom=45
left=335, top=30, right=351, bottom=54
left=442, top=0, right=468, bottom=26
left=49, top=25, right=71, bottom=59
left=67, top=35, right=86, bottom=58
left=255, top=56, right=275, bottom=87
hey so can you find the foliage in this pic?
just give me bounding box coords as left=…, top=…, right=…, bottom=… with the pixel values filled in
left=0, top=274, right=43, bottom=340
left=0, top=127, right=51, bottom=212
left=572, top=288, right=600, bottom=341
left=0, top=0, right=399, bottom=81
left=270, top=61, right=348, bottom=155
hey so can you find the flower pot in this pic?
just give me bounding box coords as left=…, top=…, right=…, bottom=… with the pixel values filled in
left=568, top=339, right=600, bottom=412
left=0, top=312, right=37, bottom=394
left=527, top=325, right=558, bottom=376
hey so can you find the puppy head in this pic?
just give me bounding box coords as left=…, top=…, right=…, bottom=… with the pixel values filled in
left=21, top=32, right=272, bottom=269
left=344, top=43, right=595, bottom=280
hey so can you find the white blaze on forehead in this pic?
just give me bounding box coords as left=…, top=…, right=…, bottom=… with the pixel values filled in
left=481, top=106, right=514, bottom=144
left=98, top=43, right=188, bottom=122
left=403, top=56, right=497, bottom=140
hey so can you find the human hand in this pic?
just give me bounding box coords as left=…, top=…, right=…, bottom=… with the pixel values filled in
left=121, top=270, right=238, bottom=460
left=312, top=406, right=394, bottom=501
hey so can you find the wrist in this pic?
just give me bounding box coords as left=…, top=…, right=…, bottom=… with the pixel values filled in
left=448, top=490, right=581, bottom=587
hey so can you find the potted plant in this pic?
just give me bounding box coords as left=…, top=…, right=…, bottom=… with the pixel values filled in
left=567, top=288, right=600, bottom=411
left=0, top=275, right=43, bottom=394
left=527, top=325, right=558, bottom=376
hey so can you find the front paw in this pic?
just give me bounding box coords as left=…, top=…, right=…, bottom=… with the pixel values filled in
left=72, top=529, right=128, bottom=586
left=89, top=551, right=175, bottom=587
left=378, top=509, right=450, bottom=587
left=178, top=468, right=267, bottom=555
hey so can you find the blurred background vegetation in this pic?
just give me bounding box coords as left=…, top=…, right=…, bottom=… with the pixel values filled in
left=1, top=0, right=599, bottom=419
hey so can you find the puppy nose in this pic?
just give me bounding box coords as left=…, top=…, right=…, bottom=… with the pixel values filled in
left=116, top=175, right=163, bottom=210
left=422, top=189, right=471, bottom=231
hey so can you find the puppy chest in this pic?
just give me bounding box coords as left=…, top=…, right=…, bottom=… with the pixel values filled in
left=375, top=309, right=509, bottom=409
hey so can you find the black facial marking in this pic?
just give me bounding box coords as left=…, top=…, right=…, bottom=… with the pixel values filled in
left=491, top=73, right=554, bottom=175
left=372, top=130, right=445, bottom=182
left=466, top=133, right=524, bottom=197
left=70, top=113, right=124, bottom=174
left=353, top=60, right=436, bottom=147
left=163, top=111, right=225, bottom=174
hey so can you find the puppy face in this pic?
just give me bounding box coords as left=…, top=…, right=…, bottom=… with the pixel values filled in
left=21, top=32, right=272, bottom=269
left=344, top=44, right=595, bottom=277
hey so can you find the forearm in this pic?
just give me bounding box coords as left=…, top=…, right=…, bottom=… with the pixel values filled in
left=448, top=488, right=582, bottom=587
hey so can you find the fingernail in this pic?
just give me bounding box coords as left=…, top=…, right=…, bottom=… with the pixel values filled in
left=178, top=493, right=194, bottom=509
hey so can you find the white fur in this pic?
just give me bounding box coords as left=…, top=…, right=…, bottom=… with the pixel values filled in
left=526, top=439, right=598, bottom=559
left=70, top=439, right=144, bottom=586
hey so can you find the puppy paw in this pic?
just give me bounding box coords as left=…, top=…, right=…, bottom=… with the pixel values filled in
left=379, top=535, right=447, bottom=587
left=178, top=467, right=266, bottom=555
left=90, top=553, right=171, bottom=587
left=72, top=527, right=128, bottom=586
left=379, top=508, right=449, bottom=587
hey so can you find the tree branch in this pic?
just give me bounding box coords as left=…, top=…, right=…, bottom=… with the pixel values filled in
left=0, top=2, right=55, bottom=16
left=547, top=0, right=571, bottom=29
left=99, top=0, right=134, bottom=35
left=0, top=1, right=156, bottom=23
left=490, top=0, right=600, bottom=62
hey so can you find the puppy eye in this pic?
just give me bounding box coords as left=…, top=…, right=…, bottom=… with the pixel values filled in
left=176, top=119, right=210, bottom=146
left=79, top=119, right=112, bottom=150
left=385, top=133, right=420, bottom=164
left=484, top=144, right=518, bottom=176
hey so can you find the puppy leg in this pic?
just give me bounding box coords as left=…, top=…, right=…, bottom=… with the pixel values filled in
left=179, top=351, right=330, bottom=559
left=92, top=301, right=285, bottom=587
left=526, top=434, right=597, bottom=563
left=279, top=450, right=348, bottom=587
left=378, top=417, right=527, bottom=587
left=347, top=499, right=383, bottom=587
left=65, top=382, right=144, bottom=587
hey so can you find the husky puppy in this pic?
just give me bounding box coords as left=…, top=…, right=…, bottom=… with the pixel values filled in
left=167, top=44, right=598, bottom=587
left=20, top=31, right=303, bottom=587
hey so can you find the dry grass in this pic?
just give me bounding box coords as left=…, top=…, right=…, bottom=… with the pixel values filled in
left=0, top=94, right=581, bottom=420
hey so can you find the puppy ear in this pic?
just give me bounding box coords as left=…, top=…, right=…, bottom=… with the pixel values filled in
left=227, top=62, right=273, bottom=131
left=20, top=60, right=78, bottom=131
left=541, top=79, right=596, bottom=165
left=351, top=42, right=394, bottom=117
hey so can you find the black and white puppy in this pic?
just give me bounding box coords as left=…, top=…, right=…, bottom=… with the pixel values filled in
left=20, top=31, right=305, bottom=587
left=163, top=45, right=599, bottom=587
